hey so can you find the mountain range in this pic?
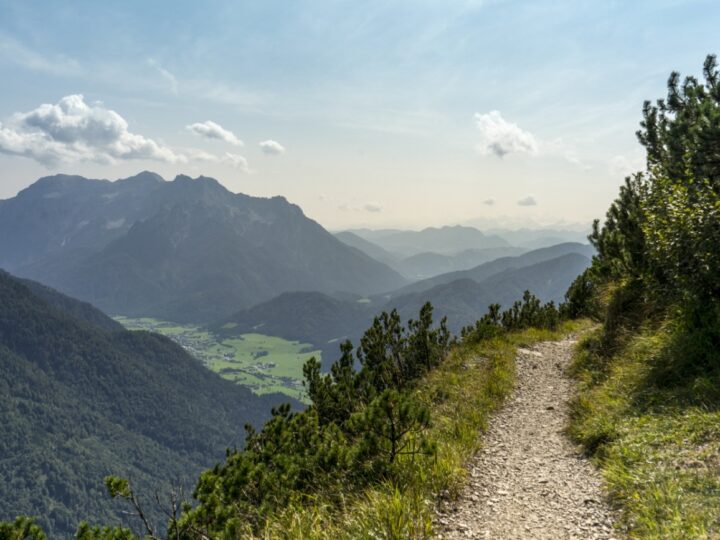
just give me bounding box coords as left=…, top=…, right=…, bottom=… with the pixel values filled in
left=343, top=225, right=511, bottom=256
left=213, top=243, right=594, bottom=361
left=0, top=172, right=407, bottom=323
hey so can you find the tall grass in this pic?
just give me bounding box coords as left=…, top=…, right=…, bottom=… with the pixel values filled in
left=569, top=320, right=720, bottom=539
left=253, top=321, right=588, bottom=539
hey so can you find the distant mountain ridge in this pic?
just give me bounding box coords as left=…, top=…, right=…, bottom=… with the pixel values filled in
left=215, top=245, right=594, bottom=357
left=345, top=225, right=510, bottom=256
left=388, top=252, right=593, bottom=332
left=386, top=242, right=595, bottom=298
left=0, top=172, right=407, bottom=323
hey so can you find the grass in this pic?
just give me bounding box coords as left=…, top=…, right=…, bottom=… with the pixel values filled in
left=114, top=317, right=319, bottom=401
left=248, top=320, right=589, bottom=539
left=569, top=321, right=720, bottom=539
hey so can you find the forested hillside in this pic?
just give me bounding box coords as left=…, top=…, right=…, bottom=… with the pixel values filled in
left=0, top=271, right=291, bottom=537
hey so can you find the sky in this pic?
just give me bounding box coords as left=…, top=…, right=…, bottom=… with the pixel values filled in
left=0, top=0, right=718, bottom=230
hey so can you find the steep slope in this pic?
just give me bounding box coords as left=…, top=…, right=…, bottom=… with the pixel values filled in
left=0, top=271, right=290, bottom=536
left=480, top=253, right=592, bottom=305
left=387, top=242, right=594, bottom=299
left=396, top=247, right=527, bottom=280
left=16, top=274, right=123, bottom=332
left=212, top=253, right=592, bottom=349
left=0, top=173, right=406, bottom=322
left=334, top=231, right=400, bottom=268
left=388, top=253, right=592, bottom=332
left=335, top=230, right=527, bottom=280
left=212, top=291, right=375, bottom=361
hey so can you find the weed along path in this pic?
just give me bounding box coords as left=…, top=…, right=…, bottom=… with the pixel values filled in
left=437, top=338, right=620, bottom=539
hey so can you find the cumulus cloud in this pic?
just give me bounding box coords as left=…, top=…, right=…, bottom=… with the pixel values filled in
left=221, top=152, right=250, bottom=172
left=0, top=94, right=183, bottom=166
left=187, top=148, right=250, bottom=173
left=186, top=120, right=243, bottom=146
left=259, top=139, right=285, bottom=155
left=475, top=111, right=538, bottom=158
left=483, top=198, right=496, bottom=206
left=517, top=195, right=538, bottom=206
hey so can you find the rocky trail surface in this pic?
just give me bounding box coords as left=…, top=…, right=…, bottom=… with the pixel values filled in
left=437, top=338, right=620, bottom=539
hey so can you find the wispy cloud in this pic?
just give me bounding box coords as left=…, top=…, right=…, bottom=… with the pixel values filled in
left=339, top=201, right=383, bottom=213
left=483, top=198, right=496, bottom=206
left=0, top=94, right=183, bottom=166
left=475, top=111, right=539, bottom=158
left=0, top=35, right=82, bottom=76
left=147, top=58, right=178, bottom=94
left=259, top=139, right=285, bottom=155
left=609, top=153, right=644, bottom=178
left=187, top=120, right=243, bottom=146
left=517, top=195, right=538, bottom=206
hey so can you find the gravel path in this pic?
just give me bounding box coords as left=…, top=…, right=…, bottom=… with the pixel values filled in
left=436, top=338, right=620, bottom=539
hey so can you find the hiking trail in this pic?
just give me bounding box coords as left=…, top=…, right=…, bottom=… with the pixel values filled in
left=437, top=338, right=620, bottom=539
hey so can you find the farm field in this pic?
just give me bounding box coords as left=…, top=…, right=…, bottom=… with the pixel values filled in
left=114, top=316, right=318, bottom=401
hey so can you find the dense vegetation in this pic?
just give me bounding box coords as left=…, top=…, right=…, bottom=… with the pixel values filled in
left=2, top=284, right=573, bottom=539
left=0, top=271, right=288, bottom=537
left=567, top=55, right=720, bottom=537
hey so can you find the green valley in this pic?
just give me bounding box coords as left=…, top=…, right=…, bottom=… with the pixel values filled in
left=114, top=317, right=319, bottom=401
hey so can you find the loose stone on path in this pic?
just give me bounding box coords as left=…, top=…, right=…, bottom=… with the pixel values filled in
left=436, top=339, right=620, bottom=540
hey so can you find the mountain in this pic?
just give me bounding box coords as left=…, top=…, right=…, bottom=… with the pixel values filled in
left=342, top=228, right=404, bottom=240
left=488, top=227, right=589, bottom=248
left=0, top=173, right=407, bottom=322
left=386, top=242, right=595, bottom=299
left=345, top=226, right=510, bottom=257
left=395, top=247, right=528, bottom=280
left=0, top=270, right=291, bottom=536
left=212, top=291, right=376, bottom=362
left=334, top=231, right=400, bottom=268
left=388, top=253, right=592, bottom=332
left=16, top=276, right=124, bottom=332
left=334, top=232, right=526, bottom=280
left=213, top=247, right=594, bottom=353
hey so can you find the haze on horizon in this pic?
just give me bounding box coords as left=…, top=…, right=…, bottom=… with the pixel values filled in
left=0, top=0, right=718, bottom=230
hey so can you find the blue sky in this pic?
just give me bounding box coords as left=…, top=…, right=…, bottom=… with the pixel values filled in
left=0, top=0, right=718, bottom=229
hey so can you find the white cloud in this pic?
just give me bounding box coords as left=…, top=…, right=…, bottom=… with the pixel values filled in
left=364, top=202, right=383, bottom=213
left=517, top=195, right=538, bottom=206
left=259, top=140, right=286, bottom=155
left=474, top=111, right=538, bottom=158
left=221, top=152, right=250, bottom=173
left=186, top=120, right=243, bottom=146
left=609, top=153, right=644, bottom=178
left=483, top=198, right=496, bottom=206
left=0, top=94, right=184, bottom=166
left=187, top=148, right=251, bottom=173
